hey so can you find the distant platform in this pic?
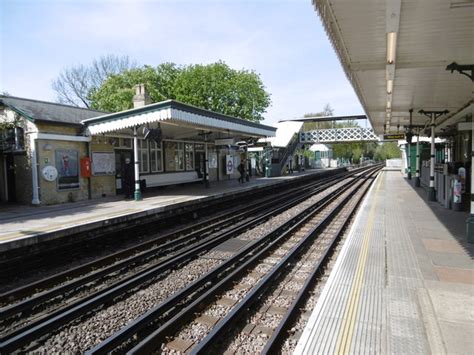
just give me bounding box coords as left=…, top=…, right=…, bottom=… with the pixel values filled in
left=295, top=170, right=473, bottom=354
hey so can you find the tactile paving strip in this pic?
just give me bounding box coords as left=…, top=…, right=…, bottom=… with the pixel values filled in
left=295, top=171, right=432, bottom=354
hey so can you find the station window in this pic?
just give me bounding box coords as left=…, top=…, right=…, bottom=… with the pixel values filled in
left=164, top=141, right=184, bottom=171
left=150, top=140, right=163, bottom=172
left=121, top=138, right=132, bottom=148
left=139, top=139, right=149, bottom=173
left=185, top=143, right=194, bottom=171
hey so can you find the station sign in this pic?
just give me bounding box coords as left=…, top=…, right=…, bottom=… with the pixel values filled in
left=252, top=141, right=270, bottom=147
left=383, top=133, right=405, bottom=141
left=215, top=138, right=234, bottom=146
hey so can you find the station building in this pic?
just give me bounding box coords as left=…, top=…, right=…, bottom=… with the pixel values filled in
left=0, top=88, right=276, bottom=205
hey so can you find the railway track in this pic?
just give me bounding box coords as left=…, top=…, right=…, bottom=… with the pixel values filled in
left=0, top=167, right=378, bottom=353
left=122, top=165, right=380, bottom=354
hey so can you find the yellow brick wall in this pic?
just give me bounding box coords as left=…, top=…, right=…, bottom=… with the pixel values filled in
left=90, top=138, right=116, bottom=198
left=37, top=139, right=89, bottom=205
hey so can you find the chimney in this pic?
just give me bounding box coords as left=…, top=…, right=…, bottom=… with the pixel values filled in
left=133, top=84, right=151, bottom=108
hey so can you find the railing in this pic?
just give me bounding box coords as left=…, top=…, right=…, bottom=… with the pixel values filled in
left=279, top=133, right=300, bottom=174
left=300, top=127, right=379, bottom=143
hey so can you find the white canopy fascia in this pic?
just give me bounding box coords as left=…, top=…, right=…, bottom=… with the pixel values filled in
left=83, top=102, right=276, bottom=138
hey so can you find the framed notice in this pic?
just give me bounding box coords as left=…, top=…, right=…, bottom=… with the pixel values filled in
left=92, top=152, right=116, bottom=176
left=55, top=149, right=79, bottom=190
left=208, top=153, right=217, bottom=169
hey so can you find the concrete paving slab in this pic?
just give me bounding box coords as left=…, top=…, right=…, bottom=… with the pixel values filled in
left=433, top=266, right=474, bottom=284
left=295, top=170, right=474, bottom=355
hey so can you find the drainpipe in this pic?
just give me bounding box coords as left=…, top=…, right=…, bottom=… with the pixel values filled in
left=30, top=133, right=40, bottom=205
left=133, top=126, right=142, bottom=201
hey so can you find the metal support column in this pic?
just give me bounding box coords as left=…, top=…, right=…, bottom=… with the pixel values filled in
left=133, top=126, right=142, bottom=201
left=419, top=109, right=449, bottom=202
left=428, top=114, right=436, bottom=200
left=415, top=132, right=421, bottom=187
left=467, top=125, right=474, bottom=243
left=407, top=109, right=413, bottom=180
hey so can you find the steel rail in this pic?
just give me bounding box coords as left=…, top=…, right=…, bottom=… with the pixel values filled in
left=0, top=169, right=350, bottom=323
left=1, top=168, right=348, bottom=305
left=116, top=171, right=372, bottom=355
left=188, top=171, right=374, bottom=354
left=0, top=169, right=358, bottom=353
left=0, top=168, right=345, bottom=280
left=261, top=167, right=381, bottom=354
left=86, top=172, right=361, bottom=354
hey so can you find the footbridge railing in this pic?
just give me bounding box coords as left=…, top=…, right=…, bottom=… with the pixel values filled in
left=300, top=127, right=379, bottom=144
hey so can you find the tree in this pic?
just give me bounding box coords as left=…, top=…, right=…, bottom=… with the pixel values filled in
left=302, top=103, right=334, bottom=130
left=172, top=61, right=270, bottom=122
left=89, top=63, right=181, bottom=112
left=89, top=61, right=271, bottom=122
left=52, top=54, right=137, bottom=108
left=374, top=142, right=401, bottom=161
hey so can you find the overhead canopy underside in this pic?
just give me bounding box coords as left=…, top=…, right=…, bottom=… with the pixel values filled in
left=313, top=0, right=474, bottom=135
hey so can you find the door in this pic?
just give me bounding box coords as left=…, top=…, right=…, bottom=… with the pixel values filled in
left=6, top=154, right=16, bottom=202
left=115, top=150, right=133, bottom=194
left=194, top=152, right=205, bottom=178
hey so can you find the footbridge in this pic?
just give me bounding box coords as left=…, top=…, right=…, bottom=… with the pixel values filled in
left=282, top=114, right=380, bottom=144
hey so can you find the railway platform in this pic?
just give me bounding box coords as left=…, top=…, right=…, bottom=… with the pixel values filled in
left=295, top=169, right=473, bottom=354
left=0, top=169, right=341, bottom=253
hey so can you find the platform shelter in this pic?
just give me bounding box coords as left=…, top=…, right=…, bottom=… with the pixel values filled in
left=310, top=0, right=473, bottom=239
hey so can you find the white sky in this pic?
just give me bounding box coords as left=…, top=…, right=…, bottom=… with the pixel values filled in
left=0, top=0, right=364, bottom=126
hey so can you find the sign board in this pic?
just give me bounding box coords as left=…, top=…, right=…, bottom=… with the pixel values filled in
left=215, top=138, right=234, bottom=146
left=208, top=152, right=218, bottom=169
left=226, top=154, right=234, bottom=175
left=92, top=152, right=116, bottom=176
left=383, top=133, right=405, bottom=141
left=252, top=141, right=270, bottom=147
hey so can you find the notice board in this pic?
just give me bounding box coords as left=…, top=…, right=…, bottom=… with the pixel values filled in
left=92, top=152, right=116, bottom=176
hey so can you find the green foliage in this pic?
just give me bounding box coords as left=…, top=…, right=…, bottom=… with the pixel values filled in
left=374, top=142, right=401, bottom=160
left=89, top=64, right=180, bottom=112
left=89, top=61, right=271, bottom=122
left=332, top=142, right=378, bottom=164
left=302, top=103, right=334, bottom=130
left=173, top=62, right=270, bottom=122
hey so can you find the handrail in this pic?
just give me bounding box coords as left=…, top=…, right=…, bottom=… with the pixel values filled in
left=279, top=133, right=300, bottom=174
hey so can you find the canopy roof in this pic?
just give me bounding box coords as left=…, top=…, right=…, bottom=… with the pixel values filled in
left=312, top=0, right=473, bottom=135
left=83, top=100, right=276, bottom=138
left=0, top=95, right=105, bottom=126
left=280, top=114, right=367, bottom=123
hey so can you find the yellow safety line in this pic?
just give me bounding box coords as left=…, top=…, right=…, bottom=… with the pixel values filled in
left=335, top=171, right=383, bottom=354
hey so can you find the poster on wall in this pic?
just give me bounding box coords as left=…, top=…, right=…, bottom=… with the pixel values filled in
left=92, top=152, right=116, bottom=176
left=208, top=153, right=217, bottom=169
left=55, top=149, right=79, bottom=190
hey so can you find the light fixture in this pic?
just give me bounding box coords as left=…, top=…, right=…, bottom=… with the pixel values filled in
left=387, top=32, right=397, bottom=64
left=387, top=80, right=393, bottom=94
left=387, top=101, right=392, bottom=109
